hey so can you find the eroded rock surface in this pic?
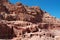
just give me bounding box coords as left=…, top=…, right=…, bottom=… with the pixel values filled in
left=0, top=0, right=60, bottom=40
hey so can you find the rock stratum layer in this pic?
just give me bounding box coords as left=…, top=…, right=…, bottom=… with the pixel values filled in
left=0, top=0, right=60, bottom=40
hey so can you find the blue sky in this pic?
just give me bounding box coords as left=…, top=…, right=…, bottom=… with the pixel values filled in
left=9, top=0, right=60, bottom=18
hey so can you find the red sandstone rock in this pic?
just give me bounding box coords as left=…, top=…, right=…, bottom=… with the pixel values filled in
left=0, top=0, right=60, bottom=40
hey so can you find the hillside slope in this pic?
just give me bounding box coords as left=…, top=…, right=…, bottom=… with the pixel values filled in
left=0, top=0, right=60, bottom=40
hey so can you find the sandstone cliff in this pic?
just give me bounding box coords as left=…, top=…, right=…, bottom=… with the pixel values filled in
left=0, top=0, right=60, bottom=40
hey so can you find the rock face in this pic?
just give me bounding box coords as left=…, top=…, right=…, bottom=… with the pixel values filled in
left=0, top=0, right=60, bottom=40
